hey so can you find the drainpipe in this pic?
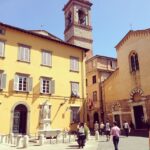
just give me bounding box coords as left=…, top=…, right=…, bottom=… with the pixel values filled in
left=100, top=80, right=104, bottom=123
left=81, top=50, right=86, bottom=122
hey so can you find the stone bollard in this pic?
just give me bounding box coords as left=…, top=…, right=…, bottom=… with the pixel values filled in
left=95, top=131, right=99, bottom=140
left=0, top=135, right=2, bottom=143
left=16, top=134, right=24, bottom=148
left=86, top=131, right=90, bottom=140
left=1, top=135, right=7, bottom=144
left=23, top=135, right=29, bottom=148
left=39, top=134, right=45, bottom=145
left=9, top=133, right=15, bottom=145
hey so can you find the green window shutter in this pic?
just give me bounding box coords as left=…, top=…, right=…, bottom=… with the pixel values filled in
left=75, top=58, right=79, bottom=71
left=27, top=77, right=33, bottom=92
left=42, top=51, right=46, bottom=65
left=70, top=57, right=74, bottom=70
left=1, top=73, right=6, bottom=89
left=0, top=41, right=4, bottom=57
left=40, top=78, right=43, bottom=93
left=70, top=109, right=73, bottom=123
left=13, top=75, right=19, bottom=91
left=50, top=80, right=55, bottom=94
left=49, top=52, right=52, bottom=66
left=18, top=46, right=22, bottom=60
left=25, top=47, right=30, bottom=62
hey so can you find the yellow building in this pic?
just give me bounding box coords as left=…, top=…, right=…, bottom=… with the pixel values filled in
left=104, top=29, right=150, bottom=129
left=0, top=22, right=88, bottom=135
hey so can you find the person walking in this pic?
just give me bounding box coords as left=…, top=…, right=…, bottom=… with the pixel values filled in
left=105, top=120, right=111, bottom=141
left=123, top=120, right=130, bottom=137
left=100, top=122, right=105, bottom=135
left=111, top=121, right=120, bottom=150
left=94, top=121, right=99, bottom=132
left=94, top=121, right=100, bottom=140
left=77, top=122, right=86, bottom=149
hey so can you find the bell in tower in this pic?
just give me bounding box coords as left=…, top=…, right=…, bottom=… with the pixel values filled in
left=63, top=0, right=93, bottom=59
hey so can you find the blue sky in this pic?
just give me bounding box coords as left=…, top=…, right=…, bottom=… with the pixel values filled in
left=0, top=0, right=150, bottom=57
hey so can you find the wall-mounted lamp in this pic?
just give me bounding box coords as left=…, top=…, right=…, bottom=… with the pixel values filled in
left=60, top=102, right=65, bottom=106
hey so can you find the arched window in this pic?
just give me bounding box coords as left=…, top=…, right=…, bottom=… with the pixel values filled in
left=78, top=9, right=86, bottom=25
left=130, top=52, right=139, bottom=72
left=66, top=12, right=72, bottom=28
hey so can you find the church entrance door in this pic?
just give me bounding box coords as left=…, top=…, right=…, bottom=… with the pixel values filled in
left=133, top=105, right=144, bottom=129
left=114, top=114, right=121, bottom=128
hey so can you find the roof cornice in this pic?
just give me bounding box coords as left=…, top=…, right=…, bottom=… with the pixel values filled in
left=0, top=22, right=89, bottom=52
left=115, top=29, right=150, bottom=50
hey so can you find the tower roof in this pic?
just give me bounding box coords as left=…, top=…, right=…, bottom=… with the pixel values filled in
left=63, top=0, right=92, bottom=11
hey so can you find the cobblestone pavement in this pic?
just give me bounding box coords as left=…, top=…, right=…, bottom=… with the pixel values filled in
left=97, top=136, right=149, bottom=150
left=0, top=136, right=149, bottom=150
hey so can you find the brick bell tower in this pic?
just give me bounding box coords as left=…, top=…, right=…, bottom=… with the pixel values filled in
left=63, top=0, right=93, bottom=59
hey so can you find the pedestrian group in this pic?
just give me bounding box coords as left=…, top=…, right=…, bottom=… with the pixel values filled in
left=76, top=120, right=131, bottom=150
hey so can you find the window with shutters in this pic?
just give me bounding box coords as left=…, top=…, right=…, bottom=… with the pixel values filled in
left=93, top=91, right=97, bottom=101
left=40, top=77, right=55, bottom=94
left=70, top=57, right=79, bottom=72
left=0, top=40, right=5, bottom=58
left=13, top=74, right=32, bottom=92
left=92, top=75, right=96, bottom=84
left=70, top=107, right=80, bottom=123
left=0, top=72, right=6, bottom=90
left=18, top=45, right=30, bottom=62
left=41, top=50, right=52, bottom=67
left=71, top=82, right=79, bottom=97
left=0, top=28, right=5, bottom=35
left=129, top=52, right=139, bottom=72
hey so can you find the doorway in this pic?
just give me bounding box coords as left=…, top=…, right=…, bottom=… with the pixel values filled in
left=93, top=112, right=99, bottom=123
left=133, top=105, right=144, bottom=129
left=114, top=114, right=121, bottom=127
left=13, top=104, right=27, bottom=134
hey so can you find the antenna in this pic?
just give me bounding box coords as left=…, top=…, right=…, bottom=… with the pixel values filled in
left=40, top=24, right=45, bottom=29
left=129, top=23, right=133, bottom=30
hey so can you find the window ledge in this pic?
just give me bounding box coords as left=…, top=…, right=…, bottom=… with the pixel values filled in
left=17, top=60, right=30, bottom=64
left=40, top=64, right=52, bottom=68
left=70, top=95, right=80, bottom=98
left=0, top=56, right=5, bottom=59
left=70, top=70, right=79, bottom=73
left=40, top=93, right=52, bottom=95
left=14, top=90, right=30, bottom=94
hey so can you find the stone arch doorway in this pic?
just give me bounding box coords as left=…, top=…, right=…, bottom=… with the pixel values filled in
left=12, top=104, right=27, bottom=134
left=93, top=112, right=99, bottom=123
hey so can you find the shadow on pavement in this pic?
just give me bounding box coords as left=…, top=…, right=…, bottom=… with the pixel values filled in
left=66, top=144, right=79, bottom=149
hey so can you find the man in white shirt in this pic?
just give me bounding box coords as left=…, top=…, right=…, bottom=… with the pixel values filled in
left=111, top=121, right=120, bottom=150
left=105, top=120, right=111, bottom=141
left=123, top=121, right=130, bottom=137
